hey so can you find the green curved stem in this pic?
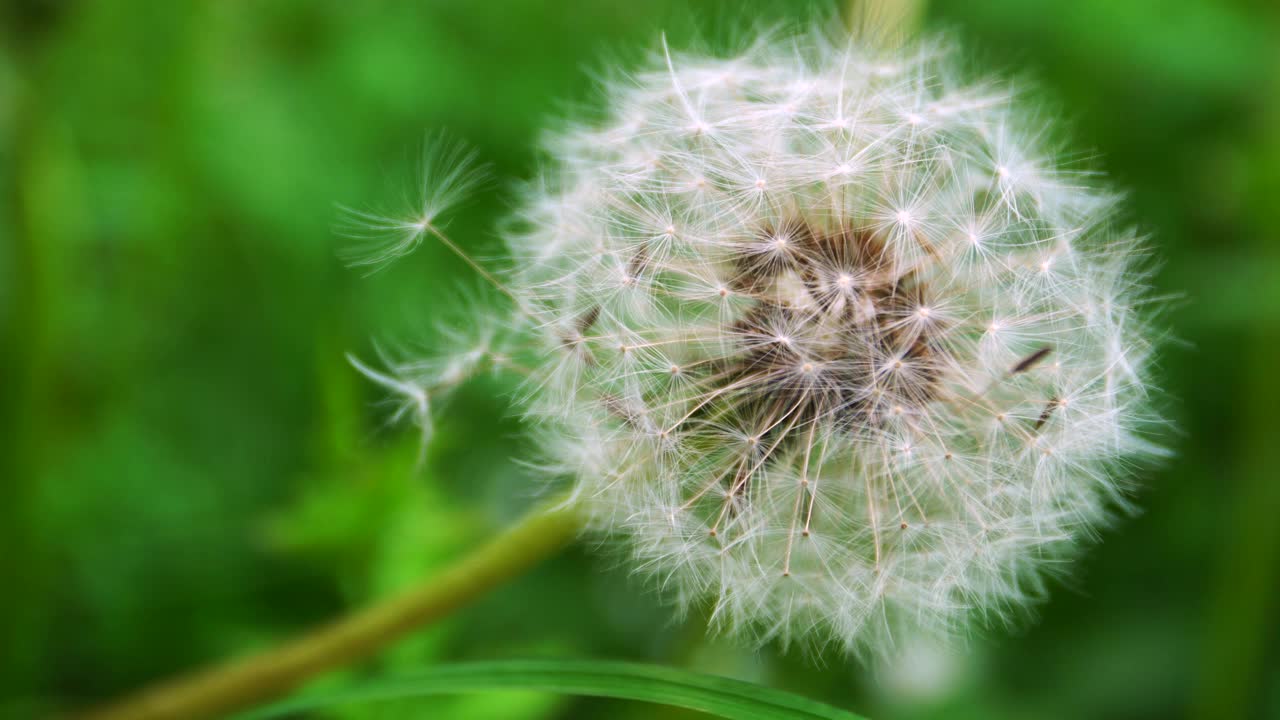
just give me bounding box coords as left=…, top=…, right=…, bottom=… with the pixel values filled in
left=78, top=496, right=585, bottom=720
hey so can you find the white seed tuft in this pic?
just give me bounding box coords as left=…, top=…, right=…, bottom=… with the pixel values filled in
left=353, top=28, right=1163, bottom=658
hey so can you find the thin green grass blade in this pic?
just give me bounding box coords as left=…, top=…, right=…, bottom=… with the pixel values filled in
left=238, top=659, right=867, bottom=720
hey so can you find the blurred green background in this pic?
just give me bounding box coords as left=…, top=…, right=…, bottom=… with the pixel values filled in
left=2, top=0, right=1278, bottom=718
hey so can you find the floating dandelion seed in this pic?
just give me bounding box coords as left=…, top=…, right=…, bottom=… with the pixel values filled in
left=351, top=27, right=1163, bottom=657
left=339, top=133, right=490, bottom=274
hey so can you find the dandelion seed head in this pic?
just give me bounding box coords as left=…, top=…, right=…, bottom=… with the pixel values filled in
left=500, top=28, right=1162, bottom=657
left=356, top=27, right=1163, bottom=659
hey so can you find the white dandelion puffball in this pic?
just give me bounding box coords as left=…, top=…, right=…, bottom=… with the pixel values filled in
left=359, top=29, right=1161, bottom=657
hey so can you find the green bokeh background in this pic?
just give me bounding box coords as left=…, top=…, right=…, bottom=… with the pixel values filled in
left=2, top=1, right=1277, bottom=718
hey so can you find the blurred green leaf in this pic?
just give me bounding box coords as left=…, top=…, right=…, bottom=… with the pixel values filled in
left=238, top=660, right=868, bottom=720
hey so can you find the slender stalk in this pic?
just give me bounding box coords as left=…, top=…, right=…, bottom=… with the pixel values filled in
left=846, top=0, right=925, bottom=44
left=78, top=496, right=585, bottom=720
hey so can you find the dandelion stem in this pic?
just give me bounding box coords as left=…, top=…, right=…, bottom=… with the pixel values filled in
left=847, top=0, right=925, bottom=42
left=77, top=495, right=585, bottom=720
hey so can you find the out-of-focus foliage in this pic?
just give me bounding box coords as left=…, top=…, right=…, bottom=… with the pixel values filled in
left=1, top=1, right=1276, bottom=719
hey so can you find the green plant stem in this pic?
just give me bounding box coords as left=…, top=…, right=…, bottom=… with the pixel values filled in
left=77, top=496, right=585, bottom=720
left=846, top=0, right=925, bottom=42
